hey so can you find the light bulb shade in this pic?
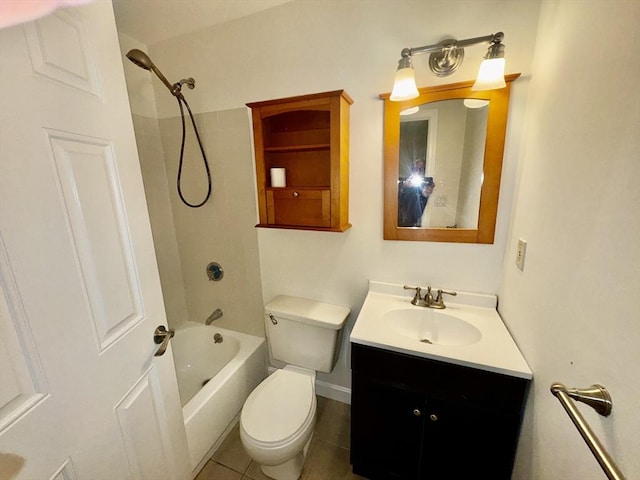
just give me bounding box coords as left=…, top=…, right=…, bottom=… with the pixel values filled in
left=390, top=67, right=419, bottom=101
left=472, top=57, right=506, bottom=91
left=463, top=99, right=490, bottom=109
left=400, top=106, right=420, bottom=116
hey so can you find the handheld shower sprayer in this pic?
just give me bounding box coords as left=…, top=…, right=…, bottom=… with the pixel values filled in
left=125, top=49, right=183, bottom=98
left=125, top=49, right=211, bottom=208
left=125, top=48, right=153, bottom=70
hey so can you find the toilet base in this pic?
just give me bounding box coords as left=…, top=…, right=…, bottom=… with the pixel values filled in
left=259, top=433, right=313, bottom=480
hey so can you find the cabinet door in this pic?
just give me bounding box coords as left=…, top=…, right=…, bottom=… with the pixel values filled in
left=422, top=397, right=521, bottom=479
left=351, top=375, right=425, bottom=479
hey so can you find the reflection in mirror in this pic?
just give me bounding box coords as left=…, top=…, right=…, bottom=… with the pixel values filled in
left=381, top=73, right=520, bottom=243
left=398, top=100, right=488, bottom=229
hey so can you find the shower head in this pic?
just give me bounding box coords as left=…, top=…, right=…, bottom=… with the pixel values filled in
left=125, top=49, right=183, bottom=98
left=126, top=49, right=154, bottom=70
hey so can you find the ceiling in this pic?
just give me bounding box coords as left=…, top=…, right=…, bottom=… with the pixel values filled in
left=112, top=0, right=293, bottom=46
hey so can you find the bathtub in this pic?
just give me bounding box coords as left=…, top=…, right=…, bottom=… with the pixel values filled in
left=172, top=321, right=266, bottom=472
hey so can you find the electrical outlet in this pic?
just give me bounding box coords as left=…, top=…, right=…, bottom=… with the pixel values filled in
left=516, top=238, right=527, bottom=271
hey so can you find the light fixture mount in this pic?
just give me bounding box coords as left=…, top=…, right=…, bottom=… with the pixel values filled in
left=428, top=40, right=464, bottom=77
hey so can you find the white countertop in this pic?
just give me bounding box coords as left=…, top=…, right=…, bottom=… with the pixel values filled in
left=350, top=281, right=532, bottom=380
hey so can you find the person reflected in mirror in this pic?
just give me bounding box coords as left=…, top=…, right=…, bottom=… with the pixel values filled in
left=398, top=175, right=435, bottom=227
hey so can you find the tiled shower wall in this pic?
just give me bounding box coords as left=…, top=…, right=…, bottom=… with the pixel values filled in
left=132, top=109, right=265, bottom=337
left=132, top=113, right=189, bottom=327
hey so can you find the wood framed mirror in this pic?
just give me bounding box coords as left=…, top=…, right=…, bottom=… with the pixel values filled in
left=381, top=73, right=519, bottom=243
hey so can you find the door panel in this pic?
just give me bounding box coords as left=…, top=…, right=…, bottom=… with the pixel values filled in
left=0, top=3, right=189, bottom=479
left=0, top=246, right=48, bottom=432
left=24, top=8, right=102, bottom=97
left=47, top=129, right=144, bottom=350
left=115, top=367, right=178, bottom=479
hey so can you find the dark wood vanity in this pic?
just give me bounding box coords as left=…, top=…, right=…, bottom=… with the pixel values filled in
left=350, top=343, right=530, bottom=479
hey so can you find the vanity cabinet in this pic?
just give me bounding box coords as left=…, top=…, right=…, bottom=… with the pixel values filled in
left=350, top=343, right=530, bottom=479
left=247, top=90, right=352, bottom=232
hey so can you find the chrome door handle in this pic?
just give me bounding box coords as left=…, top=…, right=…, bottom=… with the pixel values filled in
left=153, top=325, right=175, bottom=357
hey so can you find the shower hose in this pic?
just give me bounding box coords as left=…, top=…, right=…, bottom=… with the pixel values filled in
left=176, top=95, right=212, bottom=208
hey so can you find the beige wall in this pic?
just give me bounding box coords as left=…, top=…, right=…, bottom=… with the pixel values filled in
left=456, top=107, right=487, bottom=228
left=500, top=1, right=640, bottom=478
left=119, top=32, right=189, bottom=328
left=131, top=113, right=190, bottom=327
left=158, top=109, right=264, bottom=336
left=430, top=99, right=465, bottom=227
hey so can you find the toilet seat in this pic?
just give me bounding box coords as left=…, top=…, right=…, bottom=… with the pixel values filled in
left=241, top=368, right=316, bottom=448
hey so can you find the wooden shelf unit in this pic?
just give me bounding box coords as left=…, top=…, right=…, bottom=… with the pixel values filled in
left=247, top=90, right=352, bottom=232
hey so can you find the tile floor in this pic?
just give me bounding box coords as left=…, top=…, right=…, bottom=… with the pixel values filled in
left=195, top=396, right=366, bottom=480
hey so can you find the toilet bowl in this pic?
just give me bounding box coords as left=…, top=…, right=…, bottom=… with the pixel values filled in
left=240, top=366, right=316, bottom=480
left=239, top=295, right=350, bottom=480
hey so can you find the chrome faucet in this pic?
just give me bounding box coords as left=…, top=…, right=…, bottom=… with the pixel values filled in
left=205, top=308, right=224, bottom=325
left=403, top=285, right=457, bottom=309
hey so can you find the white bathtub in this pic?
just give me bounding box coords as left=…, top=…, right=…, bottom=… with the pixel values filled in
left=172, top=321, right=266, bottom=472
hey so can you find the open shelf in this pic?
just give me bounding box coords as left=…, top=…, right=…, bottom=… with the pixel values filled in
left=263, top=144, right=330, bottom=152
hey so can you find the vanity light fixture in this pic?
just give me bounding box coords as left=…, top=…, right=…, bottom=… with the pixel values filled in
left=390, top=32, right=506, bottom=101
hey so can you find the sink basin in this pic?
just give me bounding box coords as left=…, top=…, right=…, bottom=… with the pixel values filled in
left=382, top=308, right=482, bottom=346
left=350, top=282, right=532, bottom=379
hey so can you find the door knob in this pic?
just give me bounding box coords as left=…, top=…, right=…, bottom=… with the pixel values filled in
left=153, top=325, right=175, bottom=357
left=413, top=409, right=422, bottom=416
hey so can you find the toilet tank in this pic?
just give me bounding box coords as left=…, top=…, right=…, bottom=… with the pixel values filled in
left=265, top=295, right=350, bottom=373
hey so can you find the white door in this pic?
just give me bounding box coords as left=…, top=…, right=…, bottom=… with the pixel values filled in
left=0, top=2, right=190, bottom=479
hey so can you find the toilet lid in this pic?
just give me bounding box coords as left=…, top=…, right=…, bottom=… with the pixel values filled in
left=242, top=369, right=314, bottom=444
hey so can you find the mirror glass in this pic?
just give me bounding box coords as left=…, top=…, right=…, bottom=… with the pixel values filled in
left=382, top=74, right=519, bottom=243
left=398, top=99, right=488, bottom=229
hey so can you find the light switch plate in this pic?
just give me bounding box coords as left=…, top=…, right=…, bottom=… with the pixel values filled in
left=516, top=238, right=527, bottom=271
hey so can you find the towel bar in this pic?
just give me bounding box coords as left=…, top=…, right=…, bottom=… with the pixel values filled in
left=550, top=383, right=625, bottom=480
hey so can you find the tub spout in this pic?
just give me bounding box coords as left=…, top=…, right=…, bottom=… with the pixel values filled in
left=205, top=308, right=223, bottom=325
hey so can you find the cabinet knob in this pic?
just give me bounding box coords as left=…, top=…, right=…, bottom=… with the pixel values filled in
left=413, top=409, right=421, bottom=417
left=429, top=414, right=438, bottom=422
left=292, top=191, right=299, bottom=198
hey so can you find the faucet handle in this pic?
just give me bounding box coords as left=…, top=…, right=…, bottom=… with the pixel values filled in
left=437, top=289, right=457, bottom=298
left=433, top=289, right=457, bottom=307
left=403, top=285, right=423, bottom=306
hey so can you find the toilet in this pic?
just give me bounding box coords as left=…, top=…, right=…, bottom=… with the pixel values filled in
left=240, top=295, right=350, bottom=480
